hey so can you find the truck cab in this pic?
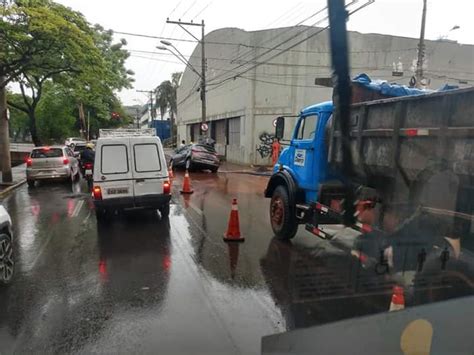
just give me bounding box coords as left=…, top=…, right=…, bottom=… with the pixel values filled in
left=274, top=101, right=334, bottom=203
left=265, top=101, right=335, bottom=239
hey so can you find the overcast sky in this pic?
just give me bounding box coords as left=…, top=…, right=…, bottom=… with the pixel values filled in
left=54, top=0, right=474, bottom=106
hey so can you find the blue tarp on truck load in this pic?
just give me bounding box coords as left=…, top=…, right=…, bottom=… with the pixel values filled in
left=352, top=73, right=458, bottom=97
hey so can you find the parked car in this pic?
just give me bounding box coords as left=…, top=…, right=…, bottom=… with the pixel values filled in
left=92, top=129, right=171, bottom=221
left=65, top=137, right=86, bottom=147
left=0, top=205, right=14, bottom=286
left=170, top=144, right=220, bottom=173
left=26, top=146, right=80, bottom=187
left=72, top=142, right=87, bottom=155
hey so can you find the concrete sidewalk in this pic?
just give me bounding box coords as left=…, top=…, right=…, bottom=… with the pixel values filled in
left=0, top=164, right=27, bottom=198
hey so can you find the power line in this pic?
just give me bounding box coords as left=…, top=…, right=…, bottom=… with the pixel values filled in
left=180, top=0, right=197, bottom=19
left=191, top=0, right=213, bottom=21
left=206, top=3, right=338, bottom=85
left=207, top=1, right=375, bottom=89
left=227, top=5, right=329, bottom=68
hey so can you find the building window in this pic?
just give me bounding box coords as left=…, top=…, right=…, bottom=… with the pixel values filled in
left=228, top=117, right=241, bottom=146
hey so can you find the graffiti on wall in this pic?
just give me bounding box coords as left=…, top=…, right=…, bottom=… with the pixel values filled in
left=256, top=132, right=275, bottom=158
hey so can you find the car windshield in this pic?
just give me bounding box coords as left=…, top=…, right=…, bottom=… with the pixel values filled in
left=1, top=1, right=473, bottom=354
left=30, top=148, right=63, bottom=158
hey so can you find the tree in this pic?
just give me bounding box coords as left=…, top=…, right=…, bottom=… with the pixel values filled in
left=2, top=0, right=133, bottom=145
left=155, top=72, right=182, bottom=142
left=7, top=92, right=29, bottom=142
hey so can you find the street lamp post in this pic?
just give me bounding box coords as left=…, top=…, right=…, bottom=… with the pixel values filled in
left=159, top=19, right=207, bottom=137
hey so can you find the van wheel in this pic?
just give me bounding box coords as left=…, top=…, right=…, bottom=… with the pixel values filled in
left=159, top=204, right=170, bottom=218
left=95, top=209, right=109, bottom=223
left=0, top=233, right=14, bottom=286
left=270, top=185, right=298, bottom=240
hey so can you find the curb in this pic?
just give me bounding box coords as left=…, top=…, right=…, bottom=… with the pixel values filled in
left=219, top=170, right=272, bottom=177
left=0, top=179, right=27, bottom=198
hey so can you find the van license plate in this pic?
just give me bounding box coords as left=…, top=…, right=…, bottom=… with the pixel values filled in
left=107, top=188, right=128, bottom=195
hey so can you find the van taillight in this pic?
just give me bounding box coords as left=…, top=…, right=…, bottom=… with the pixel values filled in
left=93, top=186, right=102, bottom=200
left=163, top=181, right=171, bottom=194
left=26, top=157, right=32, bottom=167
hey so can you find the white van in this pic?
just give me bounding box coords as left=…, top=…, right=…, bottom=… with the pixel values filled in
left=92, top=129, right=171, bottom=220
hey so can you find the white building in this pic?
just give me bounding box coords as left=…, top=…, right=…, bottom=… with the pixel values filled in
left=177, top=26, right=474, bottom=165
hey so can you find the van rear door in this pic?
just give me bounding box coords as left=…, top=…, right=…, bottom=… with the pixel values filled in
left=95, top=139, right=134, bottom=202
left=131, top=137, right=167, bottom=206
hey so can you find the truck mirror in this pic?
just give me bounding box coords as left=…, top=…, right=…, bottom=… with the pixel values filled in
left=275, top=116, right=285, bottom=140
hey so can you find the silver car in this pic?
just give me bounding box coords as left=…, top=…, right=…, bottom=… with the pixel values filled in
left=26, top=146, right=80, bottom=187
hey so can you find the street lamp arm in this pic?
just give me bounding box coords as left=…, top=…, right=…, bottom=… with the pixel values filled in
left=157, top=46, right=202, bottom=78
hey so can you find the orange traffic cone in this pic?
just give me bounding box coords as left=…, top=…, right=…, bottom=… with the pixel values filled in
left=168, top=166, right=174, bottom=179
left=389, top=285, right=405, bottom=311
left=223, top=198, right=244, bottom=242
left=180, top=169, right=194, bottom=194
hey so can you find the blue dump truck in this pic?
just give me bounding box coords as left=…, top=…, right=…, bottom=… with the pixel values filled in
left=264, top=77, right=474, bottom=305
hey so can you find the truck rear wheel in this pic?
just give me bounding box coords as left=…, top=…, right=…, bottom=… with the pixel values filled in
left=270, top=185, right=298, bottom=240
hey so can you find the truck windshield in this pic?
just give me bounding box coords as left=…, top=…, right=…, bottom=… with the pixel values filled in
left=296, top=114, right=319, bottom=140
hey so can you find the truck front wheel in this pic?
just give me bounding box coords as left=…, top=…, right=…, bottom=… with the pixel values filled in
left=270, top=185, right=298, bottom=240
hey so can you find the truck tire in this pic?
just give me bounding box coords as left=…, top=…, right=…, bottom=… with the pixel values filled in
left=270, top=185, right=298, bottom=240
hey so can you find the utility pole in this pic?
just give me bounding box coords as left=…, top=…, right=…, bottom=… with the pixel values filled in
left=136, top=107, right=140, bottom=129
left=166, top=18, right=207, bottom=137
left=136, top=90, right=155, bottom=126
left=415, top=0, right=427, bottom=88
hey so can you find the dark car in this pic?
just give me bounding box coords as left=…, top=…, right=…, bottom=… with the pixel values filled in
left=170, top=144, right=220, bottom=173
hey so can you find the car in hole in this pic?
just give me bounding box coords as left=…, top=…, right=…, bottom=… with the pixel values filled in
left=26, top=146, right=80, bottom=187
left=170, top=144, right=220, bottom=173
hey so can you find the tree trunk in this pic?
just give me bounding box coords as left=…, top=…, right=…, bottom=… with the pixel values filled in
left=28, top=111, right=41, bottom=146
left=0, top=78, right=13, bottom=183
left=78, top=102, right=86, bottom=139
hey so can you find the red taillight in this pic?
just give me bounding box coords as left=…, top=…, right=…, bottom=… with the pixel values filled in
left=406, top=129, right=418, bottom=137
left=93, top=186, right=102, bottom=200
left=85, top=163, right=93, bottom=169
left=26, top=157, right=32, bottom=167
left=163, top=181, right=171, bottom=194
left=63, top=158, right=69, bottom=165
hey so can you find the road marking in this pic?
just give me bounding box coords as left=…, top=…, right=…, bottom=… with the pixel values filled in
left=72, top=200, right=84, bottom=218
left=189, top=202, right=203, bottom=216
left=30, top=231, right=54, bottom=269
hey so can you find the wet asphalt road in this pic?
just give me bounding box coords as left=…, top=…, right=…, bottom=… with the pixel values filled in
left=0, top=170, right=389, bottom=353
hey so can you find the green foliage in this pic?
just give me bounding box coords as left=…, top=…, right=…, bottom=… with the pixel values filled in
left=2, top=0, right=134, bottom=145
left=155, top=72, right=182, bottom=119
left=35, top=83, right=75, bottom=143
left=7, top=92, right=30, bottom=141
